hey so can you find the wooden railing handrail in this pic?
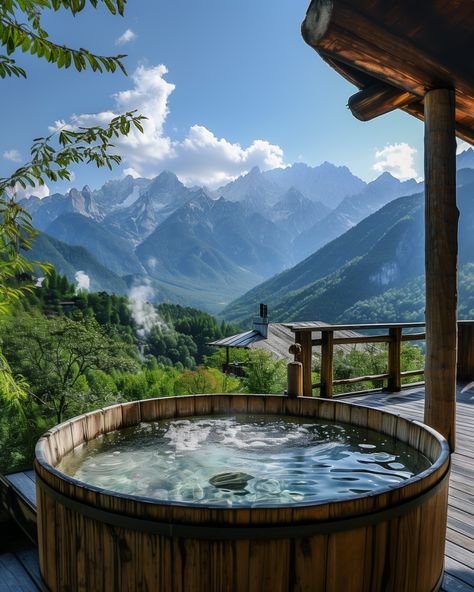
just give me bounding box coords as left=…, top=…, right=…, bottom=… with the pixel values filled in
left=290, top=319, right=473, bottom=399
left=287, top=319, right=474, bottom=333
left=286, top=321, right=427, bottom=332
left=311, top=333, right=427, bottom=346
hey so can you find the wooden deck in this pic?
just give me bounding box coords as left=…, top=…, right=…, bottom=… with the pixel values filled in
left=1, top=384, right=472, bottom=591
left=0, top=520, right=41, bottom=592
left=345, top=382, right=474, bottom=592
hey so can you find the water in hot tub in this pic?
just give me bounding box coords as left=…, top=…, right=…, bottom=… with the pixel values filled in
left=57, top=414, right=431, bottom=506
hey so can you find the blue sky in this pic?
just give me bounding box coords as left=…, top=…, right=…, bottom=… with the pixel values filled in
left=1, top=0, right=436, bottom=195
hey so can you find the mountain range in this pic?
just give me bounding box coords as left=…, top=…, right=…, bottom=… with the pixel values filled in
left=21, top=149, right=474, bottom=316
left=222, top=170, right=474, bottom=325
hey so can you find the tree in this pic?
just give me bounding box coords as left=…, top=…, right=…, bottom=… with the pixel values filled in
left=175, top=366, right=240, bottom=396
left=244, top=350, right=287, bottom=394
left=2, top=314, right=138, bottom=422
left=0, top=0, right=144, bottom=397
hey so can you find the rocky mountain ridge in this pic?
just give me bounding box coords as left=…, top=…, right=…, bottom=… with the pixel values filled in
left=21, top=155, right=473, bottom=311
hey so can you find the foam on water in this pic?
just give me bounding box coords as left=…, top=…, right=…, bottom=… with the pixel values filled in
left=57, top=414, right=431, bottom=507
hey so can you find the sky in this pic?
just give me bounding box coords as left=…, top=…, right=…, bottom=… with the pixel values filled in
left=1, top=0, right=468, bottom=196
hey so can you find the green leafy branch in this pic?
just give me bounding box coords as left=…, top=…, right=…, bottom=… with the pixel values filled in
left=0, top=53, right=25, bottom=77
left=0, top=0, right=129, bottom=78
left=0, top=350, right=28, bottom=405
left=0, top=196, right=51, bottom=313
left=1, top=110, right=145, bottom=192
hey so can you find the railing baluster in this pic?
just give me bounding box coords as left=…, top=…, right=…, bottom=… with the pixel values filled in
left=294, top=331, right=313, bottom=397
left=388, top=327, right=402, bottom=392
left=320, top=330, right=334, bottom=398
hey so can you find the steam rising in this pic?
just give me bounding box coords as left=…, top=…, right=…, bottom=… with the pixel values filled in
left=128, top=282, right=167, bottom=337
left=75, top=270, right=90, bottom=292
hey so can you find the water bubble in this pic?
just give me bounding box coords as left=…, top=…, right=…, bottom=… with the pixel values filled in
left=388, top=462, right=405, bottom=470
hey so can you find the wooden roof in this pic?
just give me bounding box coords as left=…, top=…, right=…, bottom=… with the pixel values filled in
left=301, top=0, right=474, bottom=144
left=210, top=322, right=371, bottom=360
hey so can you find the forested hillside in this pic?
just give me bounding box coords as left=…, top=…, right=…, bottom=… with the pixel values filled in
left=223, top=176, right=474, bottom=325
left=0, top=271, right=283, bottom=472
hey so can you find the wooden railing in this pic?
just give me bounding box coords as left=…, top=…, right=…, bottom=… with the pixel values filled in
left=287, top=320, right=474, bottom=398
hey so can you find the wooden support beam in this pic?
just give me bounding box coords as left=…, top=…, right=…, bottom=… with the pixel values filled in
left=320, top=330, right=334, bottom=398
left=302, top=1, right=474, bottom=145
left=295, top=331, right=313, bottom=397
left=302, top=2, right=474, bottom=115
left=348, top=82, right=417, bottom=121
left=325, top=55, right=474, bottom=145
left=424, top=88, right=458, bottom=451
left=405, top=100, right=474, bottom=146
left=387, top=328, right=402, bottom=392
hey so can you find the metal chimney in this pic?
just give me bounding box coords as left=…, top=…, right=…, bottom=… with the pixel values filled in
left=253, top=303, right=269, bottom=338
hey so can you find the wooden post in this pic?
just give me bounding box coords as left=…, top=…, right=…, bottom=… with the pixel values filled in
left=287, top=362, right=303, bottom=398
left=457, top=321, right=474, bottom=381
left=295, top=331, right=313, bottom=396
left=387, top=328, right=402, bottom=392
left=320, top=330, right=334, bottom=398
left=424, top=88, right=458, bottom=451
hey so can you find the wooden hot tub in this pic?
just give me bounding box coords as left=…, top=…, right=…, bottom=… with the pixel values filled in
left=35, top=394, right=450, bottom=592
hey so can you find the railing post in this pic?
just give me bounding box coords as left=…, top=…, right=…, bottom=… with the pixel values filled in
left=320, top=330, right=334, bottom=398
left=287, top=362, right=303, bottom=398
left=457, top=322, right=474, bottom=381
left=295, top=331, right=313, bottom=396
left=387, top=327, right=402, bottom=392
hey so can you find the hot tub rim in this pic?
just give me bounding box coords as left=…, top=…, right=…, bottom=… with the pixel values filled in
left=35, top=394, right=450, bottom=515
left=33, top=460, right=450, bottom=540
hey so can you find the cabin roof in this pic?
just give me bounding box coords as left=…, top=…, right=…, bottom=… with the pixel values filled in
left=301, top=0, right=474, bottom=143
left=209, top=330, right=264, bottom=349
left=209, top=322, right=373, bottom=360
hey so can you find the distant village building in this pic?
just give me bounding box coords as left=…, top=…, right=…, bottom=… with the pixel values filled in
left=209, top=304, right=369, bottom=375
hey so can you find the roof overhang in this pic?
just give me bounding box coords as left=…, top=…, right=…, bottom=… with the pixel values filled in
left=301, top=0, right=474, bottom=144
left=208, top=330, right=265, bottom=349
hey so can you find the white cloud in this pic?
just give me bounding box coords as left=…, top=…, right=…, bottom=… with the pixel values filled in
left=3, top=149, right=22, bottom=162
left=6, top=181, right=50, bottom=200
left=54, top=64, right=285, bottom=188
left=173, top=127, right=284, bottom=187
left=75, top=270, right=90, bottom=292
left=456, top=140, right=472, bottom=155
left=115, top=29, right=137, bottom=45
left=372, top=142, right=421, bottom=181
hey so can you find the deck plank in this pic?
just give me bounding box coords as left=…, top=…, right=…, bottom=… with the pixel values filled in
left=441, top=572, right=474, bottom=592
left=15, top=549, right=41, bottom=590
left=0, top=553, right=40, bottom=591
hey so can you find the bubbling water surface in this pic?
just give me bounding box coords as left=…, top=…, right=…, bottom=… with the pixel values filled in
left=57, top=414, right=431, bottom=507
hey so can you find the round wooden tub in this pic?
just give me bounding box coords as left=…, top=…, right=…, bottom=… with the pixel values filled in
left=35, top=394, right=450, bottom=592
